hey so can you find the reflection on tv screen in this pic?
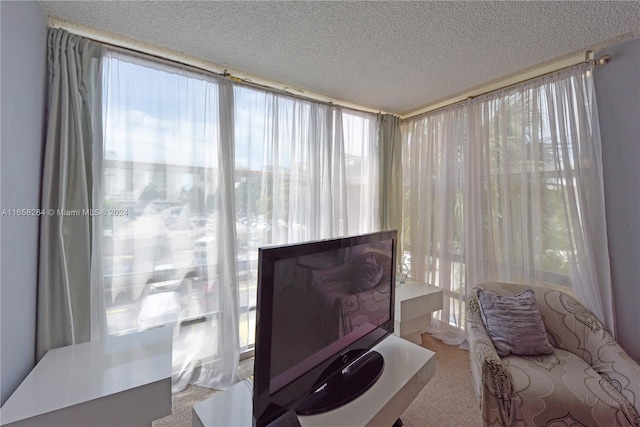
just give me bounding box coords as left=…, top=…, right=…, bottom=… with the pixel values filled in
left=269, top=240, right=393, bottom=393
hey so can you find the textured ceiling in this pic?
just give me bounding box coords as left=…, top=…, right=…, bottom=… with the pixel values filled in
left=40, top=1, right=640, bottom=116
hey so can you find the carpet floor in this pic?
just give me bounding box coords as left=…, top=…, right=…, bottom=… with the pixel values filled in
left=401, top=333, right=483, bottom=427
left=153, top=333, right=483, bottom=426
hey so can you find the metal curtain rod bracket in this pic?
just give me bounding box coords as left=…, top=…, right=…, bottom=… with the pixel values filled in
left=585, top=50, right=612, bottom=66
left=585, top=50, right=594, bottom=62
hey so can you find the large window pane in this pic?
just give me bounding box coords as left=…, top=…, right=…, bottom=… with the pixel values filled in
left=233, top=86, right=380, bottom=350
left=102, top=53, right=229, bottom=387
left=102, top=55, right=380, bottom=358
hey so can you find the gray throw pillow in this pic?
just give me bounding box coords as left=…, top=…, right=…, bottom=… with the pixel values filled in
left=477, top=288, right=555, bottom=357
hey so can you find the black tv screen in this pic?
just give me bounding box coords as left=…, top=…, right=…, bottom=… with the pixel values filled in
left=253, top=230, right=397, bottom=426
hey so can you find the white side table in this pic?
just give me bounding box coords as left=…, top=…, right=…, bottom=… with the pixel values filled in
left=394, top=280, right=443, bottom=344
left=0, top=327, right=173, bottom=427
left=192, top=334, right=436, bottom=427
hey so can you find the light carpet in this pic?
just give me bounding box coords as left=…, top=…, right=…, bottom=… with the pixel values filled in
left=401, top=333, right=483, bottom=427
left=154, top=333, right=483, bottom=426
left=153, top=357, right=255, bottom=427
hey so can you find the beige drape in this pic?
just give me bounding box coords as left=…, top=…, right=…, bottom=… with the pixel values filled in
left=378, top=114, right=403, bottom=256
left=37, top=29, right=105, bottom=360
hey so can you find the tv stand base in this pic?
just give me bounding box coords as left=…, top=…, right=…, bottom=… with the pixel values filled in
left=193, top=334, right=435, bottom=427
left=296, top=350, right=384, bottom=416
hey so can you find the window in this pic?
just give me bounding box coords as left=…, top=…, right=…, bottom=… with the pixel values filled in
left=102, top=53, right=231, bottom=384
left=478, top=89, right=580, bottom=284
left=232, top=86, right=380, bottom=349
left=101, top=52, right=380, bottom=356
left=401, top=65, right=612, bottom=340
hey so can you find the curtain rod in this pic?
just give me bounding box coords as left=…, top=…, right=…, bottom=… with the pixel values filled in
left=48, top=18, right=392, bottom=118
left=48, top=18, right=612, bottom=124
left=401, top=51, right=612, bottom=121
left=104, top=42, right=381, bottom=118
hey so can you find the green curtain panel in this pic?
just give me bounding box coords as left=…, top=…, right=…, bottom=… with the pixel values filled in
left=378, top=113, right=403, bottom=254
left=37, top=29, right=104, bottom=361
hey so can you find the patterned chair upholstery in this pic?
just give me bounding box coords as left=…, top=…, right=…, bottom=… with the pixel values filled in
left=467, top=282, right=640, bottom=427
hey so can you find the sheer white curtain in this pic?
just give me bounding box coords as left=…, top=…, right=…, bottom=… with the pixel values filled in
left=102, top=51, right=239, bottom=391
left=233, top=86, right=381, bottom=347
left=402, top=104, right=468, bottom=345
left=233, top=85, right=380, bottom=245
left=402, top=63, right=614, bottom=343
left=42, top=32, right=383, bottom=393
left=466, top=63, right=614, bottom=333
left=342, top=109, right=381, bottom=235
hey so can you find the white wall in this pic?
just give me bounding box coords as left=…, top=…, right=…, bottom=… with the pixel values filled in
left=594, top=37, right=640, bottom=362
left=0, top=1, right=48, bottom=405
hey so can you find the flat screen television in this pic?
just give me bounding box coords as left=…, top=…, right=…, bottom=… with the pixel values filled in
left=252, top=230, right=397, bottom=426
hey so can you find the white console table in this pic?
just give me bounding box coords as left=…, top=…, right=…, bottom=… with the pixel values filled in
left=394, top=281, right=443, bottom=344
left=193, top=334, right=435, bottom=427
left=0, top=327, right=173, bottom=427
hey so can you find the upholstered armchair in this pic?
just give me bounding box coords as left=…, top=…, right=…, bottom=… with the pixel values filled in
left=466, top=282, right=640, bottom=427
